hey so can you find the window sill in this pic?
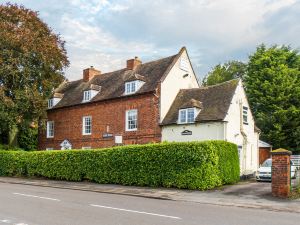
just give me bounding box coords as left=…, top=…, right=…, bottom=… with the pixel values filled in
left=124, top=92, right=137, bottom=95
left=82, top=133, right=92, bottom=135
left=125, top=129, right=138, bottom=132
left=177, top=122, right=195, bottom=125
left=46, top=136, right=54, bottom=138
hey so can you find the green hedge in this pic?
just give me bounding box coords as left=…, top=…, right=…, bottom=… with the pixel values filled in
left=0, top=141, right=240, bottom=190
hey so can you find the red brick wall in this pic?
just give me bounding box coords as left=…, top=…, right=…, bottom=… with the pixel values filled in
left=38, top=93, right=161, bottom=150
left=259, top=147, right=271, bottom=164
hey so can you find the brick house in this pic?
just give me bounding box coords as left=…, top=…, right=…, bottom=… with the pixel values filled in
left=39, top=47, right=199, bottom=150
left=39, top=47, right=260, bottom=176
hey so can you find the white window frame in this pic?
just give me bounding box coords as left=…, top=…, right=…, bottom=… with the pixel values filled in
left=83, top=90, right=91, bottom=102
left=178, top=108, right=196, bottom=124
left=46, top=148, right=53, bottom=151
left=125, top=80, right=144, bottom=95
left=48, top=99, right=53, bottom=108
left=243, top=106, right=248, bottom=124
left=82, top=116, right=92, bottom=135
left=46, top=121, right=54, bottom=138
left=126, top=109, right=138, bottom=131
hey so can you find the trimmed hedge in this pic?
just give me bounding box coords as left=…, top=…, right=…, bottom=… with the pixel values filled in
left=0, top=141, right=240, bottom=190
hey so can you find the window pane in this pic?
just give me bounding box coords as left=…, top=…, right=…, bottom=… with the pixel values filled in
left=131, top=82, right=136, bottom=92
left=47, top=121, right=54, bottom=137
left=83, top=117, right=92, bottom=134
left=126, top=83, right=131, bottom=93
left=126, top=110, right=137, bottom=130
left=180, top=110, right=186, bottom=123
left=187, top=108, right=195, bottom=122
left=243, top=106, right=248, bottom=123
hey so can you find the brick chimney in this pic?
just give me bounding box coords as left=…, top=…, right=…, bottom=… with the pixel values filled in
left=127, top=57, right=142, bottom=70
left=83, top=66, right=101, bottom=82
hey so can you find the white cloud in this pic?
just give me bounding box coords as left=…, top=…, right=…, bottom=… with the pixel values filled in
left=60, top=14, right=157, bottom=80
left=5, top=0, right=300, bottom=80
left=69, top=0, right=109, bottom=14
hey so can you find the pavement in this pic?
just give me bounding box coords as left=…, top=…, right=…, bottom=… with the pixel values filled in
left=1, top=181, right=300, bottom=225
left=0, top=176, right=299, bottom=214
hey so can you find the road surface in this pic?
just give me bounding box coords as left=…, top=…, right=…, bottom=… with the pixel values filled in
left=0, top=182, right=299, bottom=225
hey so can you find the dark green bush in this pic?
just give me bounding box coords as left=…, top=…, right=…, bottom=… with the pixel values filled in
left=18, top=126, right=38, bottom=151
left=0, top=141, right=240, bottom=190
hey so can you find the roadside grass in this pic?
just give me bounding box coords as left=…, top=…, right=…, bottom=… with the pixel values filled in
left=290, top=186, right=300, bottom=199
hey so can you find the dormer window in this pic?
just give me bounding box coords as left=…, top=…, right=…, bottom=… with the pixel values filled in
left=178, top=108, right=198, bottom=124
left=48, top=99, right=54, bottom=108
left=48, top=93, right=64, bottom=109
left=83, top=90, right=91, bottom=102
left=82, top=85, right=101, bottom=103
left=125, top=80, right=144, bottom=95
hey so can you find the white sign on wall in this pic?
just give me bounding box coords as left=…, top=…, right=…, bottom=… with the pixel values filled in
left=60, top=139, right=72, bottom=150
left=115, top=135, right=123, bottom=144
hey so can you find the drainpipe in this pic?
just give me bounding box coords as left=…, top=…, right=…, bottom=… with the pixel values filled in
left=239, top=100, right=247, bottom=177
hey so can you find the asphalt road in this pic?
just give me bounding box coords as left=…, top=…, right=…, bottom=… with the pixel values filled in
left=0, top=183, right=299, bottom=225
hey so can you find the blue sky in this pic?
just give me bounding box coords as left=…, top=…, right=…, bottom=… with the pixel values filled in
left=2, top=0, right=300, bottom=81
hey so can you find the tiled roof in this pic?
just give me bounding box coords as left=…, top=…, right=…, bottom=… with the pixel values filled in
left=50, top=53, right=179, bottom=109
left=161, top=79, right=239, bottom=125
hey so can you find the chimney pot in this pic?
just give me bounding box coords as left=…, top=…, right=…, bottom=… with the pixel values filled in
left=83, top=67, right=101, bottom=82
left=127, top=57, right=142, bottom=70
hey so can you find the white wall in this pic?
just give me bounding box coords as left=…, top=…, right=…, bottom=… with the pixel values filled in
left=160, top=49, right=199, bottom=122
left=224, top=80, right=259, bottom=175
left=161, top=80, right=259, bottom=176
left=162, top=122, right=225, bottom=142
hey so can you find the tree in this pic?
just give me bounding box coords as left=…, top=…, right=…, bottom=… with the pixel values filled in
left=244, top=44, right=300, bottom=150
left=202, top=60, right=246, bottom=86
left=0, top=3, right=69, bottom=148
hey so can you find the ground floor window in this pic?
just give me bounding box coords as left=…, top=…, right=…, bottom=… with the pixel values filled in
left=46, top=121, right=54, bottom=138
left=82, top=116, right=92, bottom=135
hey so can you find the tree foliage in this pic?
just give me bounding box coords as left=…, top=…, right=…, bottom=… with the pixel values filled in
left=202, top=60, right=246, bottom=86
left=244, top=44, right=300, bottom=150
left=0, top=3, right=69, bottom=147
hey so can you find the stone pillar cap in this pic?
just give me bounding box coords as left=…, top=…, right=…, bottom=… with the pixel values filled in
left=271, top=148, right=292, bottom=155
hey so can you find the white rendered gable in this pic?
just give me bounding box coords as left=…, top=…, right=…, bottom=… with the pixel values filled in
left=160, top=48, right=199, bottom=122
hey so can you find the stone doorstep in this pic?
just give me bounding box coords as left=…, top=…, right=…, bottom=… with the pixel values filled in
left=0, top=177, right=299, bottom=213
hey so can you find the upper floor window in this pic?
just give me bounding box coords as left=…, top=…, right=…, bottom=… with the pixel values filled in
left=47, top=121, right=54, bottom=138
left=243, top=106, right=248, bottom=125
left=126, top=109, right=138, bottom=131
left=48, top=99, right=54, bottom=108
left=82, top=116, right=92, bottom=135
left=124, top=80, right=144, bottom=95
left=48, top=95, right=63, bottom=109
left=83, top=90, right=91, bottom=102
left=178, top=108, right=196, bottom=124
left=179, top=57, right=189, bottom=72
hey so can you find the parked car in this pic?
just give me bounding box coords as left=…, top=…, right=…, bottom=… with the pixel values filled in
left=256, top=158, right=297, bottom=181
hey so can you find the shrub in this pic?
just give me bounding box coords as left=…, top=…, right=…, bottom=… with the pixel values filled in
left=18, top=126, right=38, bottom=151
left=0, top=141, right=239, bottom=190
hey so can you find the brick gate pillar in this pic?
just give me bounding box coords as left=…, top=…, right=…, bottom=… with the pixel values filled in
left=271, top=149, right=292, bottom=198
